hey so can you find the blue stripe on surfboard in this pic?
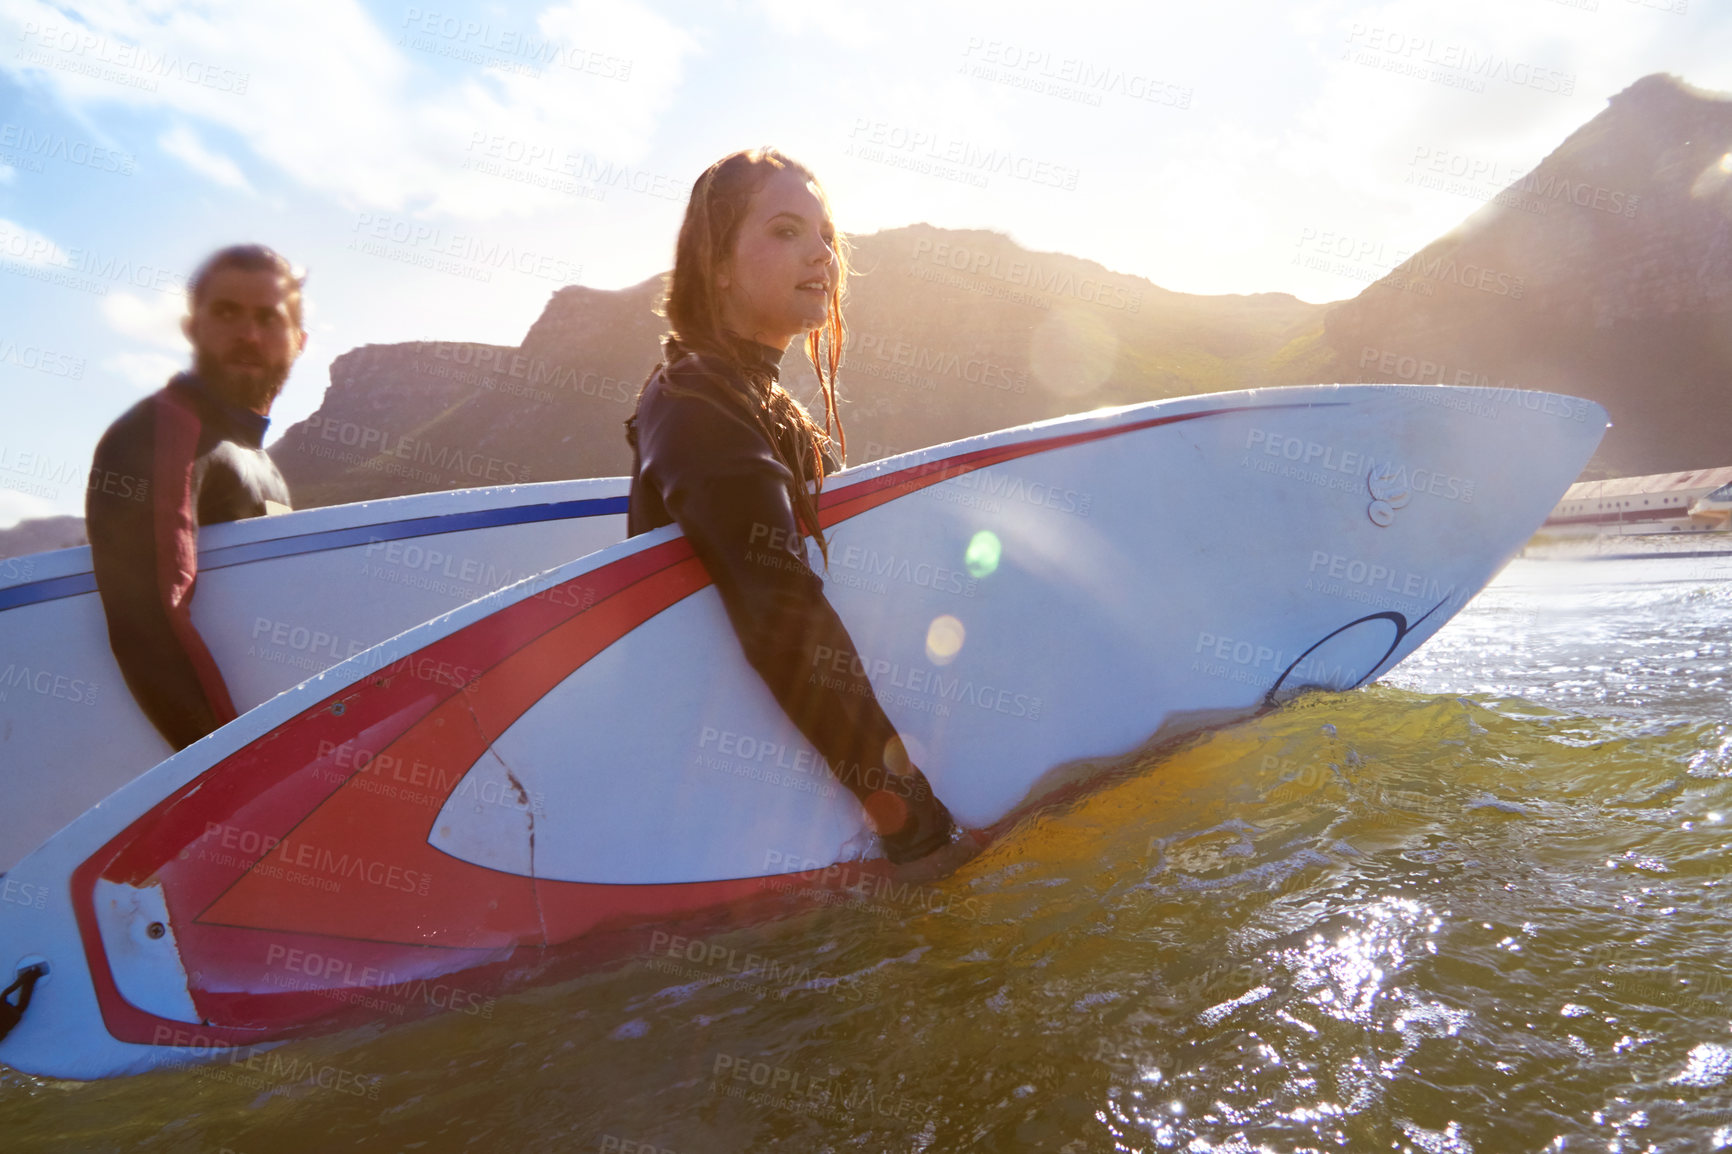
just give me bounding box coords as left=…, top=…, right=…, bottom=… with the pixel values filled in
left=0, top=495, right=630, bottom=612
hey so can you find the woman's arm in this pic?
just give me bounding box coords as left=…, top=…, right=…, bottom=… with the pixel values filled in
left=635, top=382, right=956, bottom=861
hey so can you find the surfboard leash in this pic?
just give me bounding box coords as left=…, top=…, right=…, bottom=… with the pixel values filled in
left=0, top=962, right=46, bottom=1042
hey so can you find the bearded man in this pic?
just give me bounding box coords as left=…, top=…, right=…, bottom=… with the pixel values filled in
left=86, top=244, right=307, bottom=751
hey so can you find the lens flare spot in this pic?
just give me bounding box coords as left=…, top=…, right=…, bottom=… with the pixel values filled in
left=965, top=530, right=1002, bottom=578
left=926, top=614, right=966, bottom=665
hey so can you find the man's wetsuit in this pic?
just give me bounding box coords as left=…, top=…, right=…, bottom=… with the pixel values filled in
left=627, top=339, right=957, bottom=863
left=86, top=372, right=291, bottom=751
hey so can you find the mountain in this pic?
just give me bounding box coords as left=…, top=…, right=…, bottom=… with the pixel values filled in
left=12, top=72, right=1728, bottom=543
left=269, top=227, right=1328, bottom=506
left=273, top=75, right=1732, bottom=504
left=1322, top=73, right=1732, bottom=478
left=0, top=514, right=85, bottom=561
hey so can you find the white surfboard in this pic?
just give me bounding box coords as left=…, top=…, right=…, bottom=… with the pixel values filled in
left=0, top=384, right=1606, bottom=1079
left=0, top=478, right=628, bottom=873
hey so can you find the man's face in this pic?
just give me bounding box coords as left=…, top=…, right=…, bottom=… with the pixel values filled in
left=181, top=267, right=307, bottom=413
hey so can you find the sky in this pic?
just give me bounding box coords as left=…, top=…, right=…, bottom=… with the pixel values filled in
left=0, top=0, right=1726, bottom=526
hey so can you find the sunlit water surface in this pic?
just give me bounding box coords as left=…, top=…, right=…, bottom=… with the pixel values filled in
left=6, top=553, right=1732, bottom=1153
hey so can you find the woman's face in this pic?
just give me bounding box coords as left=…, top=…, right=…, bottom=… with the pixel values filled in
left=716, top=166, right=836, bottom=349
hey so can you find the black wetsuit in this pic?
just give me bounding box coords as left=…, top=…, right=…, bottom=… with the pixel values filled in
left=86, top=372, right=291, bottom=751
left=627, top=339, right=955, bottom=863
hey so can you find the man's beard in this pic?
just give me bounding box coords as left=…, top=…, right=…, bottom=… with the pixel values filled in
left=193, top=349, right=290, bottom=412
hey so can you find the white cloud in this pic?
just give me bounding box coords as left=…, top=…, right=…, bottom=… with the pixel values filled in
left=97, top=292, right=188, bottom=391
left=0, top=0, right=698, bottom=219
left=102, top=351, right=183, bottom=391
left=101, top=291, right=187, bottom=352
left=751, top=0, right=880, bottom=42
left=158, top=124, right=253, bottom=192
left=0, top=218, right=67, bottom=266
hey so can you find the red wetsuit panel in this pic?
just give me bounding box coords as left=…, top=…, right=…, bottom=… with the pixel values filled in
left=87, top=375, right=289, bottom=751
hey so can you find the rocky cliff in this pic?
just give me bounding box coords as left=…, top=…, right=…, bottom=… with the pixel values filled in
left=270, top=227, right=1328, bottom=505
left=0, top=515, right=85, bottom=561
left=22, top=71, right=1725, bottom=526
left=1323, top=73, right=1732, bottom=477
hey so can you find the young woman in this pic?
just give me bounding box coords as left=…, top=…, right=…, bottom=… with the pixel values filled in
left=626, top=147, right=965, bottom=868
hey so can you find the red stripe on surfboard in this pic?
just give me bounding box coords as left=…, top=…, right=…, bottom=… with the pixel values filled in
left=72, top=401, right=1279, bottom=1047
left=815, top=407, right=1258, bottom=527
left=71, top=537, right=705, bottom=1047
left=192, top=555, right=714, bottom=947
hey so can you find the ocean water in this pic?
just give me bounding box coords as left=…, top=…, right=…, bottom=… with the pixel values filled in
left=5, top=552, right=1731, bottom=1153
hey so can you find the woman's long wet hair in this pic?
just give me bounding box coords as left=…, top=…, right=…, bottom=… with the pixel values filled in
left=640, top=147, right=849, bottom=559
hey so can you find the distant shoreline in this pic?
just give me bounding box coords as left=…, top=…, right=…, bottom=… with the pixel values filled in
left=1522, top=531, right=1732, bottom=561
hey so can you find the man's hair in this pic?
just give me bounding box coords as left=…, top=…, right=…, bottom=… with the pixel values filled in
left=188, top=244, right=305, bottom=328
